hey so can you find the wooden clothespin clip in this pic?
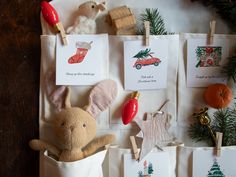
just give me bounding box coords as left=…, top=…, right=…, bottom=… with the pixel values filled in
left=208, top=17, right=216, bottom=45
left=130, top=136, right=139, bottom=160
left=56, top=22, right=68, bottom=45
left=144, top=21, right=150, bottom=46
left=41, top=1, right=68, bottom=45
left=215, top=132, right=223, bottom=157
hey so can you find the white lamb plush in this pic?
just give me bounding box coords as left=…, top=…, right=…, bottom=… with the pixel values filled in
left=66, top=1, right=105, bottom=34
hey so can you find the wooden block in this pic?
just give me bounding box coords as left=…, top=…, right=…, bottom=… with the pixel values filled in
left=116, top=27, right=136, bottom=35
left=108, top=6, right=132, bottom=20
left=114, top=15, right=136, bottom=30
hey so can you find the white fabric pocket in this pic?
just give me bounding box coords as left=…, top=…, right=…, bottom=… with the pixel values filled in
left=177, top=33, right=236, bottom=146
left=43, top=150, right=107, bottom=177
left=109, top=146, right=179, bottom=177
left=177, top=146, right=236, bottom=177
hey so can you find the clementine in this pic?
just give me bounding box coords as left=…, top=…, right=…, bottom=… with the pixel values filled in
left=204, top=83, right=233, bottom=109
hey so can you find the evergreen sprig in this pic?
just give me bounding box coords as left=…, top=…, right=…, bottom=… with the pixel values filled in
left=212, top=108, right=236, bottom=146
left=188, top=122, right=214, bottom=145
left=188, top=107, right=236, bottom=146
left=137, top=8, right=170, bottom=35
left=192, top=0, right=236, bottom=32
left=222, top=54, right=236, bottom=83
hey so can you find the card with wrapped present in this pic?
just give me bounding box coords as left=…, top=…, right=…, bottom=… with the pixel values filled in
left=56, top=34, right=108, bottom=85
left=187, top=38, right=229, bottom=87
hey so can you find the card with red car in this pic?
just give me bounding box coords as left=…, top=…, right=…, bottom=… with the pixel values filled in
left=124, top=39, right=168, bottom=90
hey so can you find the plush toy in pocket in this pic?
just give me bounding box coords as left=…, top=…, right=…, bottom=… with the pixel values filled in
left=66, top=1, right=106, bottom=34
left=29, top=79, right=117, bottom=162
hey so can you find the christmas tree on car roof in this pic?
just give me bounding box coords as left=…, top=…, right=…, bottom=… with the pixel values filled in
left=133, top=48, right=154, bottom=59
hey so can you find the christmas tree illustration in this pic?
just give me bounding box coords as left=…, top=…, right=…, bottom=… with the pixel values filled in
left=207, top=160, right=225, bottom=177
left=137, top=160, right=154, bottom=177
left=133, top=48, right=154, bottom=59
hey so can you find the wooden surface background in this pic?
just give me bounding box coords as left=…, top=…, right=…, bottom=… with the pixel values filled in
left=0, top=0, right=42, bottom=177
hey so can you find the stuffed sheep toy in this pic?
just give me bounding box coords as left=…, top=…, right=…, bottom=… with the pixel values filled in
left=29, top=78, right=117, bottom=162
left=66, top=1, right=105, bottom=34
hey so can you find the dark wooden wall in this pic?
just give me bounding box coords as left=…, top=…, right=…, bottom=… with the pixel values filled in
left=0, top=0, right=42, bottom=177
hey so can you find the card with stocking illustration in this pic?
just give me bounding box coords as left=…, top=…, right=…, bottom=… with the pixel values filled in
left=56, top=34, right=108, bottom=85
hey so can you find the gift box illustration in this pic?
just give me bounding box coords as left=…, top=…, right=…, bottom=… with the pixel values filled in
left=195, top=46, right=222, bottom=68
left=68, top=41, right=92, bottom=64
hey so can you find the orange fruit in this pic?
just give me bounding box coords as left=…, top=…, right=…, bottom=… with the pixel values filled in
left=204, top=83, right=233, bottom=109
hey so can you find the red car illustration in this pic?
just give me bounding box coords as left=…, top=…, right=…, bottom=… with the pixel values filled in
left=132, top=48, right=161, bottom=70
left=133, top=56, right=161, bottom=70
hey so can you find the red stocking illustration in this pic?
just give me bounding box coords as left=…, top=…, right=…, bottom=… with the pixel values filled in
left=68, top=41, right=92, bottom=64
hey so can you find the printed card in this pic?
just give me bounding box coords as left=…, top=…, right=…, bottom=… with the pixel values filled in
left=124, top=39, right=168, bottom=90
left=56, top=34, right=108, bottom=85
left=193, top=149, right=236, bottom=177
left=124, top=152, right=170, bottom=177
left=187, top=38, right=229, bottom=87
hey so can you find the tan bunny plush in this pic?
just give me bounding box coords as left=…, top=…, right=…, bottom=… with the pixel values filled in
left=29, top=79, right=117, bottom=162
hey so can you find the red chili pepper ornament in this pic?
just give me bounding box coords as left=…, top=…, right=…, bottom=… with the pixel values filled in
left=41, top=1, right=67, bottom=45
left=122, top=91, right=140, bottom=125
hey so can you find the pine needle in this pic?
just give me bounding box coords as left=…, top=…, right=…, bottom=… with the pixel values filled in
left=137, top=8, right=170, bottom=35
left=188, top=107, right=236, bottom=146
left=193, top=0, right=236, bottom=32
left=212, top=108, right=236, bottom=146
left=222, top=54, right=236, bottom=83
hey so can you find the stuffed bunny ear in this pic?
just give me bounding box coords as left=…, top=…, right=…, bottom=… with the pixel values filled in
left=45, top=67, right=70, bottom=111
left=85, top=79, right=117, bottom=117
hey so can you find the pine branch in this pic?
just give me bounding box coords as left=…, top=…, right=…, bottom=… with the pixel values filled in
left=188, top=107, right=236, bottom=146
left=137, top=8, right=171, bottom=35
left=212, top=108, right=236, bottom=146
left=222, top=54, right=236, bottom=83
left=192, top=0, right=236, bottom=32
left=188, top=122, right=214, bottom=145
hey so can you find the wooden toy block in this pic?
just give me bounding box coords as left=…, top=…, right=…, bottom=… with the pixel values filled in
left=114, top=15, right=136, bottom=30
left=108, top=6, right=136, bottom=35
left=116, top=27, right=136, bottom=35
left=108, top=6, right=132, bottom=21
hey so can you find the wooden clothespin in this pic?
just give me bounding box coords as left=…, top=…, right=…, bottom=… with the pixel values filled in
left=56, top=22, right=68, bottom=45
left=130, top=136, right=139, bottom=160
left=144, top=21, right=150, bottom=46
left=41, top=1, right=68, bottom=45
left=208, top=12, right=216, bottom=45
left=215, top=132, right=223, bottom=157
